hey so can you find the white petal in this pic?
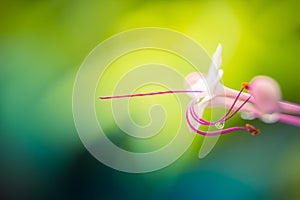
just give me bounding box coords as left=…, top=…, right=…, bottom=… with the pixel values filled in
left=206, top=44, right=223, bottom=89
left=185, top=72, right=207, bottom=98
left=212, top=43, right=222, bottom=68
left=218, top=69, right=224, bottom=80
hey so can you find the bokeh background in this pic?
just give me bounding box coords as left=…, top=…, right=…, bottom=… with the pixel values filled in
left=1, top=0, right=300, bottom=199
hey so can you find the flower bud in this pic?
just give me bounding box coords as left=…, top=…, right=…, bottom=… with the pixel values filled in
left=249, top=76, right=281, bottom=118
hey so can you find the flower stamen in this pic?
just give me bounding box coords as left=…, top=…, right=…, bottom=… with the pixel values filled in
left=98, top=90, right=203, bottom=100
left=245, top=123, right=260, bottom=135
left=186, top=102, right=247, bottom=136
left=186, top=83, right=261, bottom=136
left=242, top=82, right=250, bottom=90
left=99, top=83, right=262, bottom=136
left=189, top=84, right=252, bottom=126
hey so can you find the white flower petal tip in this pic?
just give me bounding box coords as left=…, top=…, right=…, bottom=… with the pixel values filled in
left=207, top=44, right=223, bottom=84
left=212, top=43, right=222, bottom=68
left=217, top=69, right=224, bottom=80
left=184, top=44, right=226, bottom=103
left=216, top=43, right=222, bottom=55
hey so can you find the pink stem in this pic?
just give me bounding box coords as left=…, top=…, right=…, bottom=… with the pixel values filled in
left=99, top=90, right=203, bottom=100
left=278, top=114, right=300, bottom=127
left=279, top=101, right=300, bottom=115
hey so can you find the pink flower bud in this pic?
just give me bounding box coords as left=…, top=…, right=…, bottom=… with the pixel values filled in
left=249, top=76, right=281, bottom=114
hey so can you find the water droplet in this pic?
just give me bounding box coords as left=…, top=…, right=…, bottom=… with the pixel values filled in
left=215, top=121, right=225, bottom=129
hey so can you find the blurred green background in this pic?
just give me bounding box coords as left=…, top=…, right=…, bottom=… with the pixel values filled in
left=1, top=0, right=300, bottom=199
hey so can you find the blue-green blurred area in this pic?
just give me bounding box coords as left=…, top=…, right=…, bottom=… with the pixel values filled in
left=1, top=0, right=300, bottom=199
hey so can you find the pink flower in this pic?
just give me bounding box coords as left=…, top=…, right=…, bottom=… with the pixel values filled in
left=99, top=44, right=300, bottom=136
left=185, top=45, right=300, bottom=136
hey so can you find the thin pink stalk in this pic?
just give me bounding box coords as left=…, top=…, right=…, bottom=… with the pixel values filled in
left=279, top=101, right=300, bottom=115
left=278, top=114, right=300, bottom=127
left=222, top=95, right=252, bottom=121
left=99, top=90, right=203, bottom=100
left=189, top=99, right=209, bottom=125
left=222, top=87, right=245, bottom=119
left=210, top=96, right=260, bottom=117
left=224, top=86, right=253, bottom=103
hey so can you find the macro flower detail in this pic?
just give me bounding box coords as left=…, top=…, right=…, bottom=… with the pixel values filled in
left=239, top=75, right=300, bottom=127
left=99, top=44, right=300, bottom=136
left=184, top=44, right=260, bottom=136
left=184, top=44, right=300, bottom=136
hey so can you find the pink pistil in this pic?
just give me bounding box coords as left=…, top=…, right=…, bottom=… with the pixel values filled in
left=99, top=90, right=203, bottom=100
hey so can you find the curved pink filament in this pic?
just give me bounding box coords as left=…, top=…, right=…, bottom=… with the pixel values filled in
left=222, top=95, right=252, bottom=121
left=189, top=100, right=209, bottom=125
left=186, top=102, right=247, bottom=136
left=189, top=88, right=251, bottom=125
left=99, top=90, right=203, bottom=100
left=222, top=87, right=245, bottom=119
